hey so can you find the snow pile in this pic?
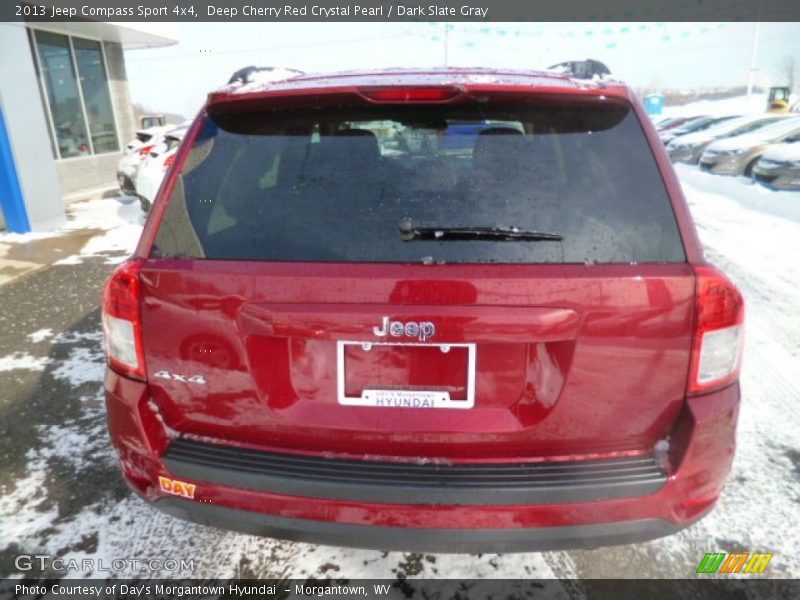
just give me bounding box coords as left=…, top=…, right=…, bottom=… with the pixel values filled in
left=0, top=352, right=52, bottom=372
left=27, top=328, right=54, bottom=343
left=245, top=66, right=304, bottom=85
left=677, top=165, right=800, bottom=577
left=662, top=94, right=768, bottom=118
left=54, top=330, right=104, bottom=344
left=676, top=164, right=800, bottom=224
left=230, top=67, right=305, bottom=94
left=0, top=195, right=144, bottom=265
left=0, top=458, right=59, bottom=544
left=55, top=197, right=145, bottom=265
left=50, top=346, right=107, bottom=387
left=284, top=544, right=562, bottom=582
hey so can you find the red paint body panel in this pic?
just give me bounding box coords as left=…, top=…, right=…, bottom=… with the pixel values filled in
left=137, top=261, right=694, bottom=458
left=107, top=67, right=742, bottom=548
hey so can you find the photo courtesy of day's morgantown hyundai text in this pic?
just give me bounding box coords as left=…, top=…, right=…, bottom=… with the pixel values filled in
left=102, top=63, right=744, bottom=552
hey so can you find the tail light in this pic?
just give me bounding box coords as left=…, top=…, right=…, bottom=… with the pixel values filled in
left=358, top=86, right=462, bottom=103
left=138, top=144, right=154, bottom=156
left=688, top=265, right=744, bottom=395
left=102, top=259, right=146, bottom=380
left=162, top=153, right=176, bottom=171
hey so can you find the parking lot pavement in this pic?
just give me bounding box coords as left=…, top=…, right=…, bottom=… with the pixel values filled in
left=0, top=228, right=103, bottom=286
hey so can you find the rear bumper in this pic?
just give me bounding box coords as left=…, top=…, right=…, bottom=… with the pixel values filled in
left=154, top=496, right=686, bottom=553
left=699, top=157, right=746, bottom=175
left=668, top=147, right=703, bottom=164
left=106, top=369, right=739, bottom=551
left=753, top=169, right=800, bottom=190
left=163, top=438, right=667, bottom=506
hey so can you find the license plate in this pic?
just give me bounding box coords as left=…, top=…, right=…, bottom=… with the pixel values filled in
left=336, top=341, right=476, bottom=409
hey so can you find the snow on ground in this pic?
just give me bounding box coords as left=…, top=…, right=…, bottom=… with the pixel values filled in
left=50, top=346, right=107, bottom=387
left=27, top=328, right=54, bottom=343
left=675, top=164, right=800, bottom=577
left=52, top=196, right=145, bottom=265
left=53, top=330, right=104, bottom=345
left=677, top=165, right=800, bottom=225
left=660, top=94, right=768, bottom=118
left=0, top=352, right=52, bottom=372
left=0, top=194, right=145, bottom=267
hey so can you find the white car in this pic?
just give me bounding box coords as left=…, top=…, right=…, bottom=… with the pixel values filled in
left=134, top=126, right=189, bottom=212
left=116, top=126, right=169, bottom=195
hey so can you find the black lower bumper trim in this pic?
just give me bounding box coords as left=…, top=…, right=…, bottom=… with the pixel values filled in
left=154, top=496, right=687, bottom=553
left=163, top=438, right=666, bottom=506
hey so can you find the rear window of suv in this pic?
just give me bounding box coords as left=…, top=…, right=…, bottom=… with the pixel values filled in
left=152, top=99, right=685, bottom=264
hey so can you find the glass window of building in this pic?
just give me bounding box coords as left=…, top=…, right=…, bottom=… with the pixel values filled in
left=32, top=31, right=120, bottom=158
left=73, top=38, right=119, bottom=153
left=34, top=31, right=91, bottom=158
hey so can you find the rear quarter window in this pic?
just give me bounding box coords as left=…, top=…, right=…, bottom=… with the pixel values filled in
left=152, top=99, right=685, bottom=264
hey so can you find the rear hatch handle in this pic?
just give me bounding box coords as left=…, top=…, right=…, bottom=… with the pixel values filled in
left=238, top=304, right=580, bottom=343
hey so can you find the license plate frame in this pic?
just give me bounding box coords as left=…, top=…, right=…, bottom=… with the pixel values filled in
left=336, top=341, right=476, bottom=409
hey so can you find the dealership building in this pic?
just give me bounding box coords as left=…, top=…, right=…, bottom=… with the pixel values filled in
left=0, top=21, right=177, bottom=232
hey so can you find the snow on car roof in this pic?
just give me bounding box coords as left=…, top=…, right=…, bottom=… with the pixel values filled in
left=761, top=141, right=800, bottom=161
left=745, top=116, right=800, bottom=141
left=208, top=67, right=629, bottom=105
left=135, top=125, right=170, bottom=137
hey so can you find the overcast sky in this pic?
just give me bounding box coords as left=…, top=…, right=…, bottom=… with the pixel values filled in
left=124, top=22, right=800, bottom=118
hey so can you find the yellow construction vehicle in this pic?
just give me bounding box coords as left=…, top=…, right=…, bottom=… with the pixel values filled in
left=767, top=87, right=799, bottom=113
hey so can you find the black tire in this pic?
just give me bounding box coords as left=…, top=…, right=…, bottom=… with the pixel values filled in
left=744, top=157, right=760, bottom=177
left=118, top=175, right=136, bottom=196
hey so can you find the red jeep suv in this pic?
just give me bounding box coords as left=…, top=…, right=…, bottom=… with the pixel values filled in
left=103, top=66, right=744, bottom=552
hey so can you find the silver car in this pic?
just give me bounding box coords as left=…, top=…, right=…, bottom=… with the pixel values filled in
left=666, top=114, right=785, bottom=165
left=660, top=116, right=735, bottom=146
left=699, top=117, right=800, bottom=176
left=752, top=143, right=800, bottom=190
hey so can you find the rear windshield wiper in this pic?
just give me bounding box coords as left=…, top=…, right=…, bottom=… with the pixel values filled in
left=398, top=219, right=563, bottom=242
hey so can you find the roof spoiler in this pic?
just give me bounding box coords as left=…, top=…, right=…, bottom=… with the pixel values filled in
left=548, top=59, right=611, bottom=80
left=227, top=66, right=305, bottom=85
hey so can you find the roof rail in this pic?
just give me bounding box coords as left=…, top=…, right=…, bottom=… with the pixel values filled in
left=227, top=66, right=305, bottom=85
left=548, top=59, right=611, bottom=80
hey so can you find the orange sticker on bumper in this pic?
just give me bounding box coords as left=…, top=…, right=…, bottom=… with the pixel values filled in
left=158, top=476, right=196, bottom=499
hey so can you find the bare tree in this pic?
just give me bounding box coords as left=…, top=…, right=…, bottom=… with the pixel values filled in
left=777, top=55, right=796, bottom=91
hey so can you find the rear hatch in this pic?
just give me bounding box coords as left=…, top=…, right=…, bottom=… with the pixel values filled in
left=139, top=86, right=693, bottom=460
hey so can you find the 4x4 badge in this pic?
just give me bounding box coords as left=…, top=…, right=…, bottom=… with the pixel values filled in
left=373, top=316, right=435, bottom=342
left=153, top=370, right=206, bottom=385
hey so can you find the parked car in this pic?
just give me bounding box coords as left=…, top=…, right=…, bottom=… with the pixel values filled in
left=135, top=126, right=189, bottom=212
left=653, top=116, right=698, bottom=132
left=659, top=115, right=736, bottom=146
left=752, top=143, right=800, bottom=190
left=652, top=116, right=678, bottom=128
left=117, top=126, right=169, bottom=195
left=699, top=116, right=800, bottom=176
left=140, top=114, right=166, bottom=129
left=103, top=66, right=744, bottom=552
left=667, top=114, right=786, bottom=164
